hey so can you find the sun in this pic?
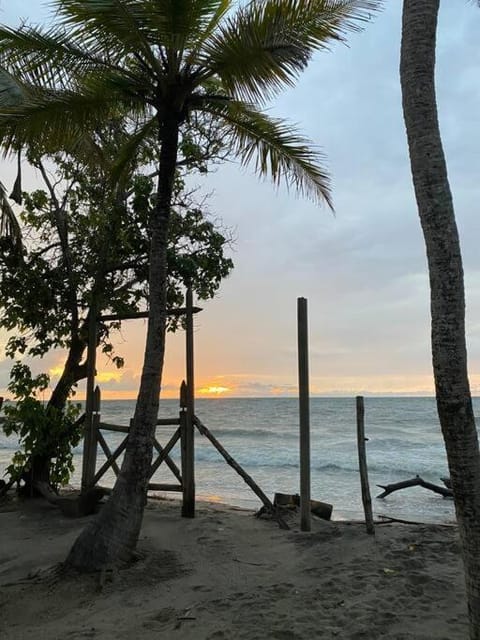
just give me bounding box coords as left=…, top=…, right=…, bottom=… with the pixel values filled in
left=198, top=386, right=230, bottom=396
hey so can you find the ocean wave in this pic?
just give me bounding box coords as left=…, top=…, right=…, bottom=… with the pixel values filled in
left=192, top=449, right=447, bottom=479
left=366, top=438, right=433, bottom=451
left=208, top=427, right=296, bottom=440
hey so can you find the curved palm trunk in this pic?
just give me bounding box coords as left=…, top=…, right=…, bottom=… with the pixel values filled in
left=66, top=116, right=180, bottom=571
left=400, top=1, right=480, bottom=636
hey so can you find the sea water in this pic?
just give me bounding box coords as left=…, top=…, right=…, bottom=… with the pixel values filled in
left=1, top=396, right=476, bottom=522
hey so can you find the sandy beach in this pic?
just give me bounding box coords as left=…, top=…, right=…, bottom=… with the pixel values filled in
left=0, top=495, right=468, bottom=639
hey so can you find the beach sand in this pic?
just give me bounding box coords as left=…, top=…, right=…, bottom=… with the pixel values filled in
left=0, top=496, right=468, bottom=639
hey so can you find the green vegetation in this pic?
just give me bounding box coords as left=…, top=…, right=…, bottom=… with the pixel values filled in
left=0, top=121, right=233, bottom=490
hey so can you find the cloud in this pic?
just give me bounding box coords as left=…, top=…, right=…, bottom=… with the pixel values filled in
left=2, top=2, right=480, bottom=398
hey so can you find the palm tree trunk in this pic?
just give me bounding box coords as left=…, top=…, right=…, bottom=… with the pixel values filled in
left=66, top=115, right=180, bottom=571
left=400, top=1, right=480, bottom=636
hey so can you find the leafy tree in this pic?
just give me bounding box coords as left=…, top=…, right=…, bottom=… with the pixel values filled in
left=2, top=362, right=82, bottom=490
left=0, top=124, right=233, bottom=491
left=0, top=0, right=380, bottom=570
left=400, top=1, right=480, bottom=637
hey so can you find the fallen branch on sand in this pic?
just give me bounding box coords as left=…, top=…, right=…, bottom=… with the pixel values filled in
left=376, top=515, right=456, bottom=526
left=376, top=475, right=453, bottom=499
left=33, top=481, right=106, bottom=517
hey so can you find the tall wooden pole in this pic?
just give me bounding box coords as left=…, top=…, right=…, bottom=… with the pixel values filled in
left=356, top=396, right=374, bottom=535
left=182, top=285, right=195, bottom=517
left=81, top=308, right=98, bottom=491
left=297, top=297, right=311, bottom=532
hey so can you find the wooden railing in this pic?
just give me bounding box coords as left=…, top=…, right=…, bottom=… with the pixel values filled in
left=81, top=383, right=194, bottom=508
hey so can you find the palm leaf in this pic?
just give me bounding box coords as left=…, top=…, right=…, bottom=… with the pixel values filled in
left=0, top=66, right=150, bottom=156
left=196, top=94, right=332, bottom=208
left=56, top=0, right=168, bottom=73
left=201, top=0, right=382, bottom=103
left=0, top=27, right=123, bottom=102
left=110, top=115, right=158, bottom=185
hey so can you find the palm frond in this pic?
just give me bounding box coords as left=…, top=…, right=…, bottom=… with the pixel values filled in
left=0, top=23, right=150, bottom=95
left=57, top=0, right=236, bottom=76
left=0, top=75, right=145, bottom=156
left=0, top=68, right=26, bottom=107
left=110, top=115, right=157, bottom=185
left=56, top=0, right=167, bottom=73
left=196, top=94, right=332, bottom=208
left=183, top=0, right=232, bottom=70
left=202, top=0, right=382, bottom=103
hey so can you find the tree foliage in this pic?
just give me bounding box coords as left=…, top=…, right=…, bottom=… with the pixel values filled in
left=0, top=124, right=234, bottom=366
left=0, top=120, right=233, bottom=488
left=2, top=362, right=82, bottom=487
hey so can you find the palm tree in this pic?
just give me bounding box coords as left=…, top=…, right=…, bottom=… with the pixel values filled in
left=0, top=0, right=381, bottom=571
left=400, top=1, right=480, bottom=637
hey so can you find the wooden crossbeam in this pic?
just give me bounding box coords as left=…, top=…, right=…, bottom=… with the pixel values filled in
left=99, top=422, right=129, bottom=433
left=99, top=307, right=202, bottom=321
left=148, top=483, right=182, bottom=492
left=97, top=430, right=121, bottom=477
left=150, top=428, right=182, bottom=481
left=98, top=417, right=180, bottom=434
left=93, top=436, right=128, bottom=485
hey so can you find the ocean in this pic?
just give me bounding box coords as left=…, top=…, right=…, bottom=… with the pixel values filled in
left=1, top=396, right=475, bottom=523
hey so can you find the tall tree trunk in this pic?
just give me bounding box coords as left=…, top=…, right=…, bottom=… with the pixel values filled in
left=21, top=334, right=87, bottom=494
left=400, top=1, right=480, bottom=636
left=66, top=115, right=180, bottom=571
left=48, top=336, right=88, bottom=412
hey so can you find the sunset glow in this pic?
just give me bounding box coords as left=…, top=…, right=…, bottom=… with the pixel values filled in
left=198, top=385, right=230, bottom=396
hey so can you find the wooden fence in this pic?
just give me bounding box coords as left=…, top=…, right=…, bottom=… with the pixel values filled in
left=80, top=382, right=287, bottom=526
left=81, top=382, right=195, bottom=512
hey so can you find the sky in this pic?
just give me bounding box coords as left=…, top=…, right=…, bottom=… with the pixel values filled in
left=0, top=1, right=480, bottom=399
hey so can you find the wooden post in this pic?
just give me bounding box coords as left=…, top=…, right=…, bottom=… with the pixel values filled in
left=297, top=297, right=311, bottom=532
left=356, top=396, right=374, bottom=535
left=183, top=288, right=196, bottom=518
left=81, top=309, right=98, bottom=491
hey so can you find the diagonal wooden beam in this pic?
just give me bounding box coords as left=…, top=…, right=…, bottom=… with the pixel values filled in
left=93, top=436, right=128, bottom=485
left=97, top=430, right=121, bottom=477
left=150, top=428, right=182, bottom=481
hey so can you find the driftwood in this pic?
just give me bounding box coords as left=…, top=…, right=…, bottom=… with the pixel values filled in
left=376, top=475, right=453, bottom=499
left=377, top=515, right=456, bottom=526
left=34, top=481, right=106, bottom=517
left=273, top=492, right=333, bottom=521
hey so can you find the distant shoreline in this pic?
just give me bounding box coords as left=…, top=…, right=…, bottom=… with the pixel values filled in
left=3, top=395, right=478, bottom=403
